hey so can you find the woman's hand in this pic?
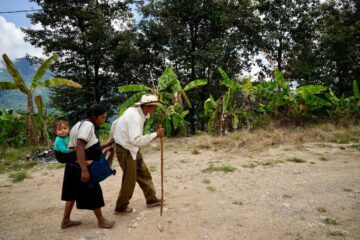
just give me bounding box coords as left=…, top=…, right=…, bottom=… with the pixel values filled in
left=81, top=168, right=90, bottom=183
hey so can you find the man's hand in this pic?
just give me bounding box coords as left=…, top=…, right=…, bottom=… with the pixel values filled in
left=156, top=127, right=165, bottom=138
left=81, top=168, right=90, bottom=183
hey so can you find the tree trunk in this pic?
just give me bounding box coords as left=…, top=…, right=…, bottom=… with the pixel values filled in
left=188, top=23, right=198, bottom=134
left=26, top=93, right=38, bottom=145
left=277, top=36, right=283, bottom=71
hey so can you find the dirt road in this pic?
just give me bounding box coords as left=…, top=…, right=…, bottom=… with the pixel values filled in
left=0, top=135, right=359, bottom=240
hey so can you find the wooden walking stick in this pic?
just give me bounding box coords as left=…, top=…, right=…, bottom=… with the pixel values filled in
left=160, top=124, right=164, bottom=216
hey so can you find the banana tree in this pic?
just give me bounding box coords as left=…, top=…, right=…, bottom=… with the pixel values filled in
left=144, top=103, right=190, bottom=136
left=325, top=80, right=360, bottom=118
left=254, top=68, right=291, bottom=117
left=118, top=65, right=207, bottom=136
left=33, top=96, right=66, bottom=146
left=0, top=54, right=82, bottom=145
left=204, top=67, right=243, bottom=134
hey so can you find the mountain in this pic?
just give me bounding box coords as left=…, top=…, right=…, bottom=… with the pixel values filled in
left=0, top=57, right=51, bottom=110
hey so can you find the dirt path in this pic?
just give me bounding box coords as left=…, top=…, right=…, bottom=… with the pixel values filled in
left=0, top=139, right=359, bottom=240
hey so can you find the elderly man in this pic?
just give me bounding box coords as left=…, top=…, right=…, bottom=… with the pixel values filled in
left=114, top=94, right=165, bottom=213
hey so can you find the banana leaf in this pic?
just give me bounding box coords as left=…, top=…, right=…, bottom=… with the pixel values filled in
left=295, top=85, right=327, bottom=96
left=158, top=65, right=180, bottom=91
left=118, top=84, right=151, bottom=93
left=353, top=80, right=359, bottom=99
left=0, top=82, right=17, bottom=90
left=183, top=79, right=208, bottom=91
left=31, top=54, right=58, bottom=90
left=218, top=67, right=242, bottom=90
left=39, top=78, right=82, bottom=88
left=118, top=92, right=144, bottom=116
left=2, top=54, right=29, bottom=94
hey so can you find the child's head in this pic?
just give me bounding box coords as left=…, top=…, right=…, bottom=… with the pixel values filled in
left=54, top=120, right=70, bottom=137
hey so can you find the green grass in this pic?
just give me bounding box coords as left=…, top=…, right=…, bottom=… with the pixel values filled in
left=202, top=178, right=211, bottom=184
left=149, top=165, right=157, bottom=172
left=351, top=144, right=360, bottom=151
left=242, top=162, right=257, bottom=168
left=258, top=160, right=284, bottom=167
left=9, top=170, right=28, bottom=183
left=343, top=188, right=353, bottom=192
left=242, top=160, right=284, bottom=169
left=283, top=194, right=292, bottom=199
left=329, top=231, right=345, bottom=237
left=286, top=157, right=306, bottom=163
left=331, top=135, right=359, bottom=144
left=319, top=156, right=328, bottom=161
left=191, top=149, right=200, bottom=155
left=323, top=218, right=338, bottom=225
left=0, top=147, right=43, bottom=174
left=202, top=164, right=236, bottom=173
left=317, top=207, right=327, bottom=213
left=45, top=162, right=64, bottom=170
left=206, top=186, right=216, bottom=192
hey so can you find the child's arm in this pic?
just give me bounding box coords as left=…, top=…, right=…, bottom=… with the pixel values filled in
left=54, top=137, right=71, bottom=153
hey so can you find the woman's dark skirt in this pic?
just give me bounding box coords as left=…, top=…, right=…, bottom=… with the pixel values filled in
left=61, top=163, right=104, bottom=210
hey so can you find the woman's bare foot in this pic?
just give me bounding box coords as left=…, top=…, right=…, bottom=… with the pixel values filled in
left=98, top=218, right=115, bottom=229
left=61, top=220, right=82, bottom=229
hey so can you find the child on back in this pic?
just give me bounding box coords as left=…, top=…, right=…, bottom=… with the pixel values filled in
left=54, top=120, right=92, bottom=165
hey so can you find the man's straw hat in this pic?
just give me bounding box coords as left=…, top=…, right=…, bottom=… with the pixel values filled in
left=135, top=93, right=163, bottom=106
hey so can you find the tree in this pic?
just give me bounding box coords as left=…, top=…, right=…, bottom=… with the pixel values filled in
left=139, top=0, right=261, bottom=132
left=256, top=0, right=320, bottom=72
left=118, top=65, right=207, bottom=136
left=313, top=0, right=360, bottom=96
left=0, top=54, right=81, bottom=145
left=23, top=0, right=134, bottom=122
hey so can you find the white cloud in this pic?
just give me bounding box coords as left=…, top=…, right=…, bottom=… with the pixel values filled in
left=0, top=16, right=44, bottom=66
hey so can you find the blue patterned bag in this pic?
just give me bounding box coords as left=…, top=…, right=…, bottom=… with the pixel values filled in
left=88, top=154, right=116, bottom=188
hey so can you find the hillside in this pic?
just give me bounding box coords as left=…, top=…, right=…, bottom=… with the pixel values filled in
left=0, top=58, right=51, bottom=110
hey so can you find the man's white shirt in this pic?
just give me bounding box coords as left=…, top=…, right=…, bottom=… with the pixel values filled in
left=114, top=107, right=157, bottom=160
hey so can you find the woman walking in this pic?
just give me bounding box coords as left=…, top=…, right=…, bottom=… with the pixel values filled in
left=61, top=104, right=115, bottom=229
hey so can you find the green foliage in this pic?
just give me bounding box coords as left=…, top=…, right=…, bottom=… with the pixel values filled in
left=0, top=54, right=81, bottom=145
left=98, top=122, right=111, bottom=140
left=119, top=65, right=206, bottom=136
left=0, top=146, right=41, bottom=174
left=204, top=67, right=248, bottom=134
left=9, top=171, right=28, bottom=183
left=328, top=231, right=345, bottom=237
left=317, top=207, right=327, bottom=213
left=204, top=67, right=359, bottom=134
left=202, top=164, right=236, bottom=173
left=286, top=157, right=306, bottom=163
left=0, top=109, right=27, bottom=157
left=139, top=0, right=260, bottom=132
left=191, top=149, right=200, bottom=155
left=323, top=218, right=338, bottom=225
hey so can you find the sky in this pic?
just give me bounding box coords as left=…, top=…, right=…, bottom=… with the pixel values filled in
left=0, top=0, right=44, bottom=62
left=0, top=1, right=142, bottom=64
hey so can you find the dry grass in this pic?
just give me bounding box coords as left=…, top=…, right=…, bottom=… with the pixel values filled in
left=158, top=123, right=360, bottom=153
